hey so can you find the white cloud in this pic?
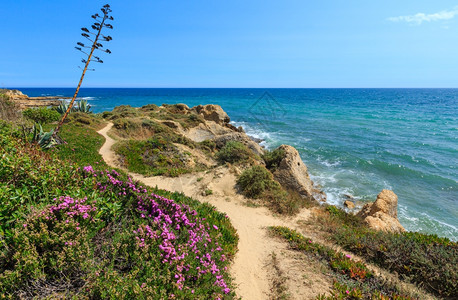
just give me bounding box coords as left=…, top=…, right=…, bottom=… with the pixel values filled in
left=388, top=7, right=458, bottom=25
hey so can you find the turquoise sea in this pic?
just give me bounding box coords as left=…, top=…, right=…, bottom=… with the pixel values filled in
left=19, top=88, right=458, bottom=240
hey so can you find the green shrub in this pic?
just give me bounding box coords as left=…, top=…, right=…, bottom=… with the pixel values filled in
left=320, top=207, right=458, bottom=298
left=237, top=166, right=307, bottom=214
left=200, top=140, right=217, bottom=152
left=22, top=107, right=61, bottom=124
left=270, top=227, right=416, bottom=300
left=237, top=165, right=276, bottom=198
left=140, top=103, right=159, bottom=111
left=107, top=105, right=139, bottom=120
left=216, top=141, right=254, bottom=164
left=263, top=148, right=286, bottom=171
left=113, top=118, right=133, bottom=130
left=101, top=111, right=113, bottom=119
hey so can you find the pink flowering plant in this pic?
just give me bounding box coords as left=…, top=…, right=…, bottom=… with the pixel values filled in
left=0, top=195, right=99, bottom=292
left=80, top=166, right=237, bottom=298
left=0, top=129, right=238, bottom=299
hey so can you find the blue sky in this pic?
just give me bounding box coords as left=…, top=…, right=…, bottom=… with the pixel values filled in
left=1, top=0, right=458, bottom=88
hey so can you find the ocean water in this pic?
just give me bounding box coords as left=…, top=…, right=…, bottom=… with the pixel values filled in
left=19, top=88, right=458, bottom=240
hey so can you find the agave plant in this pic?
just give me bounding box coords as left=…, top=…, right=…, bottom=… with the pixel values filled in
left=54, top=3, right=113, bottom=135
left=55, top=100, right=70, bottom=115
left=76, top=99, right=92, bottom=113
left=31, top=124, right=58, bottom=149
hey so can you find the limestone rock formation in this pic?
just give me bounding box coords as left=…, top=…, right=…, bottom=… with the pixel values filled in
left=344, top=200, right=355, bottom=209
left=357, top=189, right=405, bottom=233
left=3, top=89, right=28, bottom=99
left=192, top=104, right=230, bottom=125
left=272, top=145, right=314, bottom=200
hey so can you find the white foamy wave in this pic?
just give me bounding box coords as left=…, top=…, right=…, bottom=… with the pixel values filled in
left=318, top=159, right=342, bottom=167
left=80, top=97, right=96, bottom=100
left=310, top=172, right=338, bottom=185
left=231, top=121, right=273, bottom=147
left=320, top=186, right=358, bottom=207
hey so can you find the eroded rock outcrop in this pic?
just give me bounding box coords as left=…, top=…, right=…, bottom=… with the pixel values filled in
left=357, top=189, right=405, bottom=233
left=1, top=89, right=68, bottom=109
left=192, top=104, right=230, bottom=125
left=272, top=145, right=314, bottom=200
left=3, top=89, right=28, bottom=99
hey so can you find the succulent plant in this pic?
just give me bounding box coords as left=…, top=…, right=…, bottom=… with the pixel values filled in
left=55, top=100, right=70, bottom=115
left=32, top=124, right=58, bottom=149
left=76, top=99, right=92, bottom=113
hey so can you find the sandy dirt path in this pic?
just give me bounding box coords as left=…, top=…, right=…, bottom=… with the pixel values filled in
left=97, top=123, right=322, bottom=300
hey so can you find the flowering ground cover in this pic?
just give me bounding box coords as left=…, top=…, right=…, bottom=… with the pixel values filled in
left=0, top=121, right=238, bottom=299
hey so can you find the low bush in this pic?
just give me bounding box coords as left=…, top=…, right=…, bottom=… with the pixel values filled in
left=150, top=105, right=205, bottom=129
left=262, top=148, right=286, bottom=171
left=65, top=112, right=102, bottom=128
left=237, top=166, right=309, bottom=214
left=22, top=107, right=61, bottom=124
left=270, top=227, right=416, bottom=300
left=104, top=105, right=139, bottom=120
left=319, top=206, right=458, bottom=298
left=237, top=165, right=277, bottom=198
left=140, top=103, right=159, bottom=111
left=216, top=141, right=254, bottom=164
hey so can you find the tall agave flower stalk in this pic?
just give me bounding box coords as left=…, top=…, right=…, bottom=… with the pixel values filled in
left=54, top=4, right=113, bottom=136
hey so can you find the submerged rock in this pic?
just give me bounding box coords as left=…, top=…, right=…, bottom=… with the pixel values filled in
left=272, top=145, right=314, bottom=200
left=357, top=189, right=405, bottom=233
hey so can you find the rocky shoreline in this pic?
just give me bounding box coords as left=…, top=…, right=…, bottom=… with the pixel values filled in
left=106, top=102, right=405, bottom=233
left=1, top=89, right=70, bottom=109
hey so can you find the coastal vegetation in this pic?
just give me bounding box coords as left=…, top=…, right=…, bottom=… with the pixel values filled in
left=237, top=165, right=313, bottom=214
left=216, top=141, right=255, bottom=164
left=270, top=226, right=418, bottom=299
left=1, top=93, right=456, bottom=299
left=0, top=117, right=238, bottom=298
left=22, top=107, right=61, bottom=124
left=311, top=205, right=458, bottom=298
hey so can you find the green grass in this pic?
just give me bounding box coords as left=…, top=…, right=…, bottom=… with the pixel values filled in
left=113, top=138, right=195, bottom=177
left=42, top=114, right=108, bottom=169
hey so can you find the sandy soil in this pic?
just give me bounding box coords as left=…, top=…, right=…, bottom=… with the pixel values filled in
left=97, top=122, right=333, bottom=299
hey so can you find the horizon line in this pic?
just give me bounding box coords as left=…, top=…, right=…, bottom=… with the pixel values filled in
left=7, top=86, right=458, bottom=89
